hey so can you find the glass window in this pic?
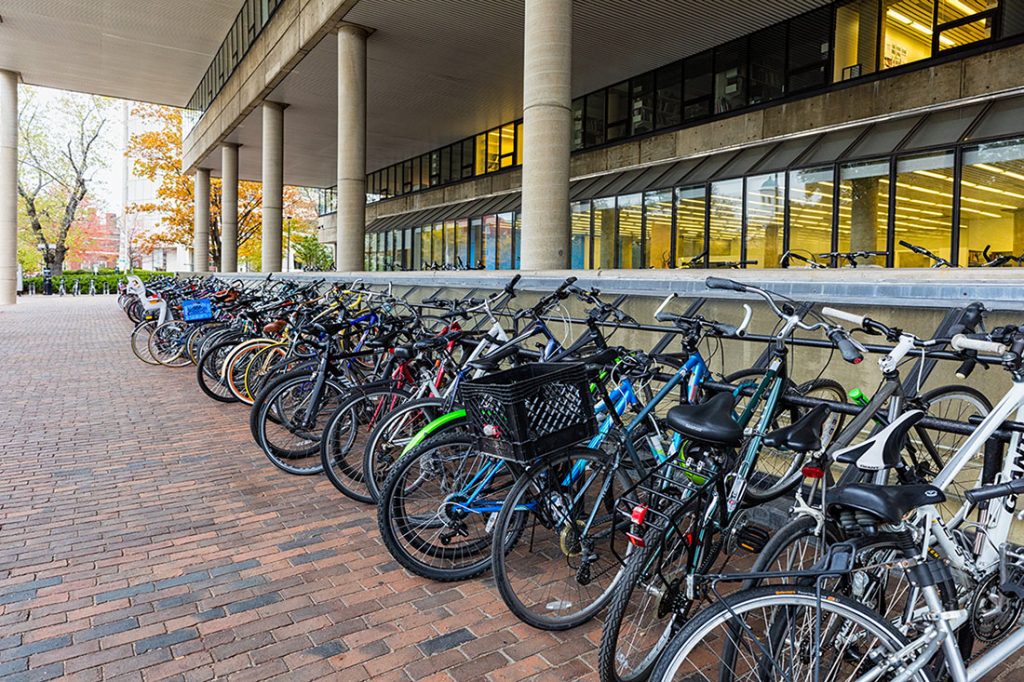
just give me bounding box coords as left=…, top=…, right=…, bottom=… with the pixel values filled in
left=788, top=166, right=835, bottom=265
left=617, top=194, right=644, bottom=268
left=709, top=179, right=744, bottom=266
left=894, top=151, right=955, bottom=266
left=881, top=0, right=935, bottom=70
left=401, top=228, right=413, bottom=269
left=516, top=123, right=524, bottom=166
left=585, top=91, right=607, bottom=147
left=631, top=73, right=655, bottom=136
left=745, top=173, right=786, bottom=269
left=571, top=201, right=593, bottom=269
left=593, top=197, right=616, bottom=269
left=572, top=98, right=585, bottom=150
left=840, top=159, right=891, bottom=265
left=645, top=190, right=673, bottom=268
left=430, top=223, right=444, bottom=267
left=483, top=215, right=497, bottom=269
left=444, top=220, right=457, bottom=266
left=417, top=154, right=430, bottom=191
left=364, top=234, right=372, bottom=271
left=468, top=218, right=483, bottom=268
left=402, top=160, right=413, bottom=194
left=938, top=13, right=994, bottom=50
left=475, top=133, right=488, bottom=175
left=846, top=117, right=921, bottom=159
left=497, top=213, right=514, bottom=269
left=938, top=0, right=992, bottom=23
left=429, top=151, right=440, bottom=186
left=412, top=227, right=423, bottom=269
left=454, top=219, right=469, bottom=268
left=748, top=25, right=787, bottom=105
left=461, top=139, right=475, bottom=179
left=608, top=82, right=630, bottom=141
left=904, top=105, right=985, bottom=150
left=655, top=63, right=682, bottom=130
left=683, top=50, right=713, bottom=121
left=714, top=39, right=748, bottom=113
left=440, top=146, right=452, bottom=185
left=788, top=7, right=832, bottom=92
left=1004, top=0, right=1024, bottom=36
left=419, top=225, right=431, bottom=266
left=835, top=0, right=880, bottom=81
left=500, top=123, right=516, bottom=169
left=676, top=186, right=707, bottom=267
left=959, top=138, right=1024, bottom=266
left=513, top=213, right=522, bottom=268
left=487, top=129, right=501, bottom=173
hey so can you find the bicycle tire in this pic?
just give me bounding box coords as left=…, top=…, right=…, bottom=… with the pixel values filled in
left=131, top=321, right=160, bottom=365
left=362, top=397, right=448, bottom=503
left=196, top=338, right=243, bottom=403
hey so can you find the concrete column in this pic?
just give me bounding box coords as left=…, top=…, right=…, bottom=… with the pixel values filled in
left=520, top=0, right=572, bottom=270
left=220, top=143, right=240, bottom=272
left=336, top=25, right=369, bottom=272
left=262, top=101, right=285, bottom=272
left=0, top=71, right=17, bottom=305
left=192, top=169, right=211, bottom=272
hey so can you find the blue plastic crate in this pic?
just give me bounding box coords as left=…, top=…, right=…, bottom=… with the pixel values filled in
left=182, top=298, right=213, bottom=322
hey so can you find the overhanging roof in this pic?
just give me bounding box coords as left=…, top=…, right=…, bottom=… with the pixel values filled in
left=194, top=0, right=832, bottom=186
left=0, top=1, right=244, bottom=106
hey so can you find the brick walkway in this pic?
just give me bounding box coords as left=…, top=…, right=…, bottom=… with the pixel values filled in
left=0, top=297, right=601, bottom=681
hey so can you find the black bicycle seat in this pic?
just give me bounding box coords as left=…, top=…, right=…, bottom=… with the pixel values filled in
left=828, top=483, right=945, bottom=524
left=764, top=403, right=831, bottom=453
left=665, top=391, right=743, bottom=446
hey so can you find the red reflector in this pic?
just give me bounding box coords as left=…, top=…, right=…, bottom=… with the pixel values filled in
left=626, top=533, right=646, bottom=547
left=685, top=532, right=693, bottom=546
left=801, top=466, right=825, bottom=479
left=631, top=504, right=648, bottom=526
left=852, top=357, right=862, bottom=365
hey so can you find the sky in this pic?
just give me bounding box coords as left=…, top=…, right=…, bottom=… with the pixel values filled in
left=24, top=85, right=133, bottom=216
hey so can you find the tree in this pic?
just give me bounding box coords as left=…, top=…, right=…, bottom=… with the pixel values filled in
left=126, top=104, right=316, bottom=270
left=17, top=88, right=115, bottom=274
left=293, top=235, right=334, bottom=271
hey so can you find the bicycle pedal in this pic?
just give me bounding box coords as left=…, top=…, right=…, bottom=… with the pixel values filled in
left=731, top=523, right=771, bottom=554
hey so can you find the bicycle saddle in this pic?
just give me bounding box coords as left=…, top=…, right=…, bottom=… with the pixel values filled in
left=831, top=409, right=924, bottom=471
left=763, top=403, right=831, bottom=453
left=827, top=483, right=945, bottom=524
left=665, top=391, right=743, bottom=446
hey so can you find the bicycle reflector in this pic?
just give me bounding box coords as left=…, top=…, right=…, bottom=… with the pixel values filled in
left=631, top=504, right=648, bottom=526
left=801, top=465, right=825, bottom=479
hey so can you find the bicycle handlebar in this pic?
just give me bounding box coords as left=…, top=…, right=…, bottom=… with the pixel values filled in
left=964, top=478, right=1024, bottom=505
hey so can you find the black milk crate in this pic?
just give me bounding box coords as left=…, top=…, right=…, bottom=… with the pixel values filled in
left=614, top=457, right=714, bottom=535
left=460, top=362, right=597, bottom=463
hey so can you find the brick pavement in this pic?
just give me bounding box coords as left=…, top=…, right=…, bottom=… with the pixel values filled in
left=5, top=296, right=1024, bottom=682
left=0, top=297, right=602, bottom=681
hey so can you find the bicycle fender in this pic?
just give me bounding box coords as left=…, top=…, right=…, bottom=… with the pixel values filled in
left=400, top=409, right=467, bottom=456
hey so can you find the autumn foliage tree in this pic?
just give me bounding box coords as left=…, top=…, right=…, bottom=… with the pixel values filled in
left=17, top=89, right=115, bottom=274
left=126, top=104, right=316, bottom=271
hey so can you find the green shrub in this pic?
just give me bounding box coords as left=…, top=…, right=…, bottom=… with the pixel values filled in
left=22, top=270, right=173, bottom=293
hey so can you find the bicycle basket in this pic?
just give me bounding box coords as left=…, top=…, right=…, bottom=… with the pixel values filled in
left=614, top=457, right=714, bottom=536
left=460, top=362, right=597, bottom=463
left=182, top=298, right=213, bottom=322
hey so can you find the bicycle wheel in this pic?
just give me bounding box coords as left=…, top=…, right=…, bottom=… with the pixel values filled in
left=376, top=432, right=521, bottom=582
left=224, top=339, right=276, bottom=403
left=149, top=321, right=192, bottom=367
left=491, top=447, right=634, bottom=630
left=253, top=373, right=350, bottom=475
left=321, top=386, right=411, bottom=503
left=362, top=397, right=448, bottom=503
left=648, top=586, right=926, bottom=682
left=598, top=509, right=700, bottom=682
left=196, top=338, right=242, bottom=402
left=131, top=321, right=159, bottom=365
left=908, top=385, right=992, bottom=508
left=241, top=343, right=289, bottom=402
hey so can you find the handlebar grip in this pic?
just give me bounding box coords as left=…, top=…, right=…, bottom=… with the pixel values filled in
left=822, top=306, right=866, bottom=328
left=505, top=274, right=522, bottom=293
left=965, top=478, right=1024, bottom=505
left=713, top=323, right=739, bottom=337
left=951, top=334, right=1008, bottom=356
left=705, top=277, right=747, bottom=293
left=828, top=329, right=863, bottom=365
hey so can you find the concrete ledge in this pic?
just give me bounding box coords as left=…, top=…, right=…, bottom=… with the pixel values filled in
left=180, top=268, right=1024, bottom=311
